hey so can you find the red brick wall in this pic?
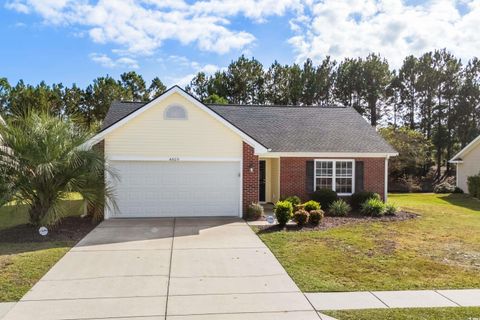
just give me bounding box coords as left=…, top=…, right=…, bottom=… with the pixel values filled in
left=363, top=158, right=386, bottom=200
left=242, top=142, right=259, bottom=217
left=280, top=157, right=386, bottom=201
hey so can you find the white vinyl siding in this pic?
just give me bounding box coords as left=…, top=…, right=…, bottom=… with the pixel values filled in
left=104, top=92, right=243, bottom=158
left=457, top=144, right=480, bottom=193
left=314, top=159, right=355, bottom=195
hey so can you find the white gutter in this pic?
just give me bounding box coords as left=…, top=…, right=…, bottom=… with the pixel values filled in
left=259, top=152, right=398, bottom=158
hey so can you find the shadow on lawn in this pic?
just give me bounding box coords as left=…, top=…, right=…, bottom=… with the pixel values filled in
left=441, top=194, right=480, bottom=212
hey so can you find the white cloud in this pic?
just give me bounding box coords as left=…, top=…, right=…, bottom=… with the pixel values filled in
left=288, top=0, right=480, bottom=68
left=5, top=0, right=299, bottom=58
left=7, top=0, right=479, bottom=70
left=169, top=61, right=223, bottom=87
left=5, top=0, right=30, bottom=14
left=89, top=53, right=139, bottom=69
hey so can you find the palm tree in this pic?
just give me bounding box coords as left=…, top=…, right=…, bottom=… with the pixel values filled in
left=0, top=111, right=116, bottom=226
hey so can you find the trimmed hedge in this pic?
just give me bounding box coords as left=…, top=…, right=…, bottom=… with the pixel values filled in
left=303, top=200, right=321, bottom=212
left=308, top=209, right=324, bottom=225
left=293, top=210, right=309, bottom=227
left=468, top=173, right=480, bottom=199
left=274, top=201, right=293, bottom=227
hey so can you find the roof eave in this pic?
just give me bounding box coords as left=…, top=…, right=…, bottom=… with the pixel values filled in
left=449, top=135, right=480, bottom=163
left=257, top=151, right=398, bottom=158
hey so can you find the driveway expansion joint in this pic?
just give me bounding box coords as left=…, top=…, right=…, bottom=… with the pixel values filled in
left=369, top=291, right=390, bottom=308
left=164, top=217, right=176, bottom=319
left=435, top=290, right=462, bottom=306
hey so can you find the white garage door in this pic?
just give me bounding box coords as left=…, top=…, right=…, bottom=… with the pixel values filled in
left=110, top=161, right=241, bottom=218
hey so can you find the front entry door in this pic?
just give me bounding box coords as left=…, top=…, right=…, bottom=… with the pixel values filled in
left=259, top=160, right=266, bottom=202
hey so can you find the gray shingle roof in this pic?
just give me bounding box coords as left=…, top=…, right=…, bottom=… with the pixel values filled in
left=208, top=104, right=396, bottom=153
left=101, top=101, right=396, bottom=154
left=102, top=101, right=145, bottom=130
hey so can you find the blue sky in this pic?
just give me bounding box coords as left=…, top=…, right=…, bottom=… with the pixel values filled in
left=1, top=0, right=479, bottom=88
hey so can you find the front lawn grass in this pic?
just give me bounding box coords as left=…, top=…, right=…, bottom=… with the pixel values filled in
left=0, top=195, right=93, bottom=302
left=257, top=193, right=480, bottom=292
left=324, top=307, right=480, bottom=320
left=0, top=243, right=72, bottom=301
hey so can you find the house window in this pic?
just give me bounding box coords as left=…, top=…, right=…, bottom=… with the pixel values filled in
left=314, top=160, right=354, bottom=195
left=164, top=104, right=187, bottom=120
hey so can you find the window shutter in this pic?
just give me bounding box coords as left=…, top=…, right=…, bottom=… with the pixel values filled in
left=355, top=161, right=364, bottom=192
left=306, top=160, right=314, bottom=193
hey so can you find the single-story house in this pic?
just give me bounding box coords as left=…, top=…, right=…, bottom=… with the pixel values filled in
left=86, top=86, right=397, bottom=219
left=450, top=135, right=480, bottom=193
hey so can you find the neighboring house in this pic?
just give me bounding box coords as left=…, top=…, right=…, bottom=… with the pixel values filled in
left=450, top=135, right=480, bottom=193
left=87, top=86, right=397, bottom=219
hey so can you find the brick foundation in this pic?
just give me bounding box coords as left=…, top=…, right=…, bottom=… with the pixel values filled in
left=279, top=157, right=386, bottom=201
left=242, top=142, right=259, bottom=217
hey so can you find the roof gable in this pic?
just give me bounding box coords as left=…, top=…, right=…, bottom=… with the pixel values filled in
left=450, top=134, right=480, bottom=162
left=85, top=86, right=268, bottom=153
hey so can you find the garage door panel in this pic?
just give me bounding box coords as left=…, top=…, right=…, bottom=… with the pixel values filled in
left=110, top=161, right=240, bottom=218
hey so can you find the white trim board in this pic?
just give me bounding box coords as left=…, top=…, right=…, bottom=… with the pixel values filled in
left=260, top=152, right=397, bottom=158
left=108, top=155, right=242, bottom=162
left=83, top=86, right=268, bottom=154
left=449, top=134, right=480, bottom=162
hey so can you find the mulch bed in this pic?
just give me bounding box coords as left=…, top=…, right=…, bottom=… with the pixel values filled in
left=0, top=216, right=99, bottom=243
left=256, top=210, right=418, bottom=233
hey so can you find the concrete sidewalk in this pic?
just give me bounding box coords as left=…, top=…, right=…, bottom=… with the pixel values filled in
left=2, top=217, right=333, bottom=320
left=0, top=303, right=15, bottom=319
left=305, top=289, right=480, bottom=311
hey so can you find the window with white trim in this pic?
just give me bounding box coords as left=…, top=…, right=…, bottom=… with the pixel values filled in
left=164, top=104, right=187, bottom=120
left=314, top=160, right=355, bottom=195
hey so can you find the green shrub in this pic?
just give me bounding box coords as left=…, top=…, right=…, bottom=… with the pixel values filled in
left=294, top=204, right=306, bottom=211
left=308, top=209, right=324, bottom=225
left=274, top=201, right=293, bottom=227
left=350, top=191, right=381, bottom=211
left=310, top=189, right=338, bottom=209
left=303, top=200, right=321, bottom=212
left=283, top=196, right=302, bottom=207
left=434, top=182, right=455, bottom=193
left=361, top=198, right=386, bottom=217
left=246, top=203, right=264, bottom=221
left=467, top=173, right=480, bottom=199
left=293, top=210, right=309, bottom=227
left=328, top=199, right=351, bottom=216
left=453, top=187, right=464, bottom=194
left=384, top=203, right=398, bottom=216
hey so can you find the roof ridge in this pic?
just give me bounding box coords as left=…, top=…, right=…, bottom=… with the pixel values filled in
left=112, top=100, right=147, bottom=104
left=206, top=104, right=347, bottom=108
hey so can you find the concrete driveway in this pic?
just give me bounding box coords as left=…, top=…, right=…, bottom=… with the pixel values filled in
left=3, top=218, right=323, bottom=320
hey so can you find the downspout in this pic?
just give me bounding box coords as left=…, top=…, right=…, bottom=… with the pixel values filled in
left=384, top=156, right=389, bottom=202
